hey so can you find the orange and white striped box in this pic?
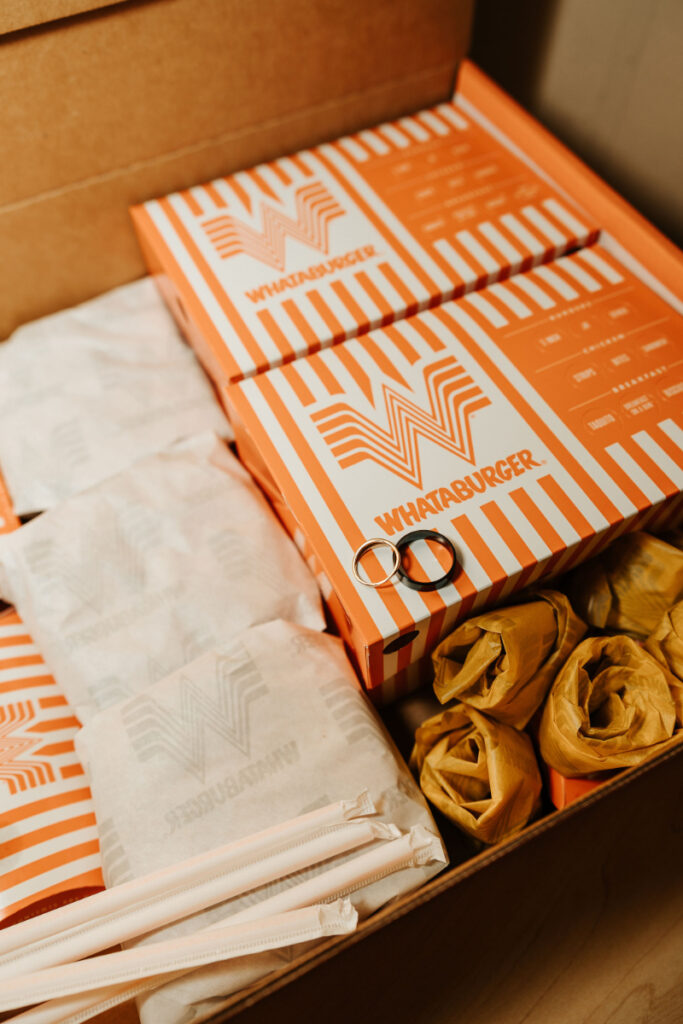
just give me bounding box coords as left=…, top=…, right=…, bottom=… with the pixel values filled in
left=132, top=97, right=598, bottom=387
left=0, top=608, right=104, bottom=926
left=0, top=468, right=19, bottom=536
left=225, top=244, right=683, bottom=702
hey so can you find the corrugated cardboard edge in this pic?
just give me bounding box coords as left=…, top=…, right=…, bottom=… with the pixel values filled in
left=0, top=0, right=128, bottom=36
left=207, top=739, right=683, bottom=1021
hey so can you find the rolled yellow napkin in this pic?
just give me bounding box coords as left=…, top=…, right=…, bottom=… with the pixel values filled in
left=565, top=532, right=683, bottom=638
left=645, top=600, right=683, bottom=721
left=411, top=705, right=542, bottom=845
left=432, top=591, right=586, bottom=727
left=539, top=634, right=681, bottom=776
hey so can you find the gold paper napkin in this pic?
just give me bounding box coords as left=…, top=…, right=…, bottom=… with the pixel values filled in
left=566, top=532, right=683, bottom=638
left=432, top=591, right=586, bottom=727
left=411, top=705, right=542, bottom=844
left=540, top=634, right=681, bottom=776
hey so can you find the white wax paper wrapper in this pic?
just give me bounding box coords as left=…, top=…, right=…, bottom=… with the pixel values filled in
left=0, top=433, right=324, bottom=722
left=76, top=620, right=444, bottom=1024
left=0, top=278, right=231, bottom=515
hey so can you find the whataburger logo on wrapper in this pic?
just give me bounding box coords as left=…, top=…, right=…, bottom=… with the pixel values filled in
left=132, top=96, right=598, bottom=385
left=226, top=245, right=683, bottom=700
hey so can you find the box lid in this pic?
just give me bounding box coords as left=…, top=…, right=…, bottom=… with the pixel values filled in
left=226, top=245, right=683, bottom=695
left=134, top=93, right=599, bottom=386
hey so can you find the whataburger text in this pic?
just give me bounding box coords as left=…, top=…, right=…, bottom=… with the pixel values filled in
left=374, top=449, right=542, bottom=536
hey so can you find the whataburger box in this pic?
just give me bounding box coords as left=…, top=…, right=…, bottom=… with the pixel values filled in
left=225, top=243, right=683, bottom=702
left=131, top=95, right=599, bottom=387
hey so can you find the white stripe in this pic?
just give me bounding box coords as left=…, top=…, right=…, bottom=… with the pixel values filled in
left=455, top=94, right=596, bottom=229
left=509, top=274, right=556, bottom=310
left=445, top=302, right=636, bottom=520
left=317, top=282, right=360, bottom=341
left=470, top=505, right=529, bottom=583
left=465, top=292, right=508, bottom=329
left=599, top=233, right=682, bottom=314
left=398, top=317, right=442, bottom=356
left=542, top=198, right=589, bottom=239
left=2, top=854, right=102, bottom=911
left=433, top=239, right=476, bottom=287
left=0, top=663, right=53, bottom=685
left=373, top=265, right=406, bottom=312
left=234, top=382, right=393, bottom=639
left=231, top=171, right=258, bottom=207
left=267, top=303, right=307, bottom=358
left=3, top=821, right=99, bottom=877
left=658, top=418, right=683, bottom=449
left=488, top=282, right=532, bottom=319
left=0, top=642, right=40, bottom=663
left=605, top=443, right=663, bottom=503
left=456, top=230, right=499, bottom=277
left=344, top=275, right=385, bottom=328
left=557, top=257, right=602, bottom=293
left=279, top=356, right=326, bottom=404
left=0, top=623, right=33, bottom=640
left=478, top=221, right=522, bottom=267
left=501, top=490, right=554, bottom=563
left=416, top=111, right=449, bottom=137
left=207, top=178, right=240, bottom=209
left=533, top=265, right=579, bottom=301
left=276, top=156, right=308, bottom=183
left=500, top=213, right=546, bottom=260
left=316, top=145, right=453, bottom=297
left=435, top=103, right=469, bottom=130
left=1, top=779, right=95, bottom=836
left=378, top=124, right=410, bottom=149
left=254, top=164, right=289, bottom=195
left=522, top=205, right=566, bottom=249
left=301, top=293, right=338, bottom=346
left=337, top=136, right=369, bottom=163
left=633, top=431, right=683, bottom=488
left=357, top=129, right=390, bottom=156
left=577, top=246, right=625, bottom=284
left=147, top=200, right=258, bottom=373
left=187, top=186, right=207, bottom=215
left=398, top=117, right=430, bottom=143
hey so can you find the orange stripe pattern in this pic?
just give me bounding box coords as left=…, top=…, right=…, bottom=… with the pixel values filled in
left=0, top=610, right=103, bottom=926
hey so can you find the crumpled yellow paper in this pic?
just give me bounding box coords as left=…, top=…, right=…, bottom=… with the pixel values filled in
left=411, top=705, right=542, bottom=844
left=645, top=600, right=683, bottom=721
left=539, top=634, right=682, bottom=776
left=431, top=591, right=586, bottom=727
left=565, top=532, right=683, bottom=638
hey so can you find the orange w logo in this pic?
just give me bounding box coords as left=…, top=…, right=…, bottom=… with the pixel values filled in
left=202, top=182, right=345, bottom=271
left=311, top=357, right=491, bottom=489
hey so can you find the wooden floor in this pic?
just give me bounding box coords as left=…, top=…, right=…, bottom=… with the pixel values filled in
left=96, top=748, right=683, bottom=1024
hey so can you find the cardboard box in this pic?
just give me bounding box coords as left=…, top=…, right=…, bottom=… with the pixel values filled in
left=225, top=243, right=683, bottom=699
left=132, top=94, right=599, bottom=386
left=2, top=3, right=683, bottom=1018
left=0, top=0, right=471, bottom=339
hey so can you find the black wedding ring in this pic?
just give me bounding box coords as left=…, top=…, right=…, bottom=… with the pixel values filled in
left=395, top=529, right=458, bottom=591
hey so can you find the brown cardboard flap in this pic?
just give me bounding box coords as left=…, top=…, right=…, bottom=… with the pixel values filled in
left=0, top=0, right=472, bottom=338
left=0, top=0, right=128, bottom=36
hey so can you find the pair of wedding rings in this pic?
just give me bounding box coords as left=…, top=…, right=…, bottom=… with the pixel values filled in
left=351, top=529, right=457, bottom=592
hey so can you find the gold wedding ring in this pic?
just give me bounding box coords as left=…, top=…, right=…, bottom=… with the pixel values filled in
left=351, top=538, right=400, bottom=588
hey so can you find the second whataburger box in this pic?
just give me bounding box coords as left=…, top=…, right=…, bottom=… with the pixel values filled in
left=225, top=244, right=683, bottom=701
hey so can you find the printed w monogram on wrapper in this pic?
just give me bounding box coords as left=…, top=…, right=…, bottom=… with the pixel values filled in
left=121, top=644, right=268, bottom=783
